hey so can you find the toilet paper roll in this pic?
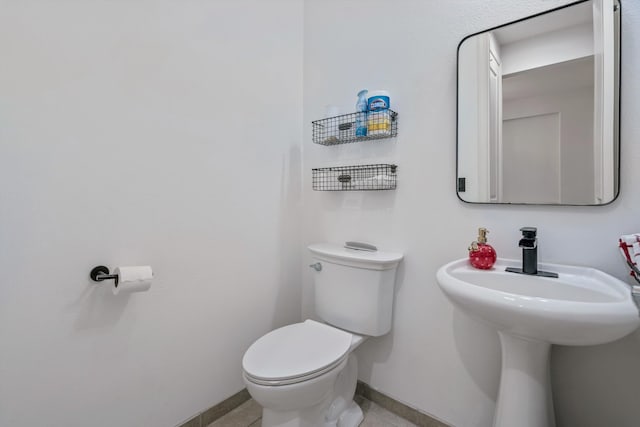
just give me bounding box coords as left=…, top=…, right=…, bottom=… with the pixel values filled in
left=113, top=266, right=153, bottom=295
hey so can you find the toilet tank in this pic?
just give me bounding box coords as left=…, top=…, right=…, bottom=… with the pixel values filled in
left=308, top=243, right=404, bottom=337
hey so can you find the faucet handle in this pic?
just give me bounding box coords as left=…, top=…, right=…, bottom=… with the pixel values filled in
left=520, top=227, right=537, bottom=238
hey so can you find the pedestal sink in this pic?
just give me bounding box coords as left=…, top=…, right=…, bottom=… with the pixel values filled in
left=436, top=258, right=640, bottom=427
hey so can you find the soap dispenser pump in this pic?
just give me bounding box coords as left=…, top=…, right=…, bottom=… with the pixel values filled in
left=468, top=227, right=497, bottom=270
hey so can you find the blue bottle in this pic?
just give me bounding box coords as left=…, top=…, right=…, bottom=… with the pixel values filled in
left=355, top=89, right=368, bottom=137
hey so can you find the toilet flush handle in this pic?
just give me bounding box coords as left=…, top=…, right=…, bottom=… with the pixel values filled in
left=309, top=262, right=322, bottom=272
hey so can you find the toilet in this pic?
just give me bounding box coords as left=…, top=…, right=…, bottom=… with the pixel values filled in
left=242, top=243, right=403, bottom=427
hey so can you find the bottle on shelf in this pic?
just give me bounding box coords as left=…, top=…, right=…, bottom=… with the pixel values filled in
left=367, top=90, right=392, bottom=137
left=355, top=89, right=368, bottom=137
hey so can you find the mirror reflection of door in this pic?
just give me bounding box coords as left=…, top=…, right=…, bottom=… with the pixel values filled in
left=457, top=0, right=620, bottom=205
left=503, top=113, right=561, bottom=204
left=488, top=37, right=502, bottom=203
left=502, top=58, right=595, bottom=204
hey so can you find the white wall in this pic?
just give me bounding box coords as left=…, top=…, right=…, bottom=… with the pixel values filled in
left=302, top=1, right=640, bottom=427
left=0, top=1, right=303, bottom=427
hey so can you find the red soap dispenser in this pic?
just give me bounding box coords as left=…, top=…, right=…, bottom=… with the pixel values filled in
left=468, top=227, right=497, bottom=270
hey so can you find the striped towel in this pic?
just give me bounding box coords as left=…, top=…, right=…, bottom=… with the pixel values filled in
left=618, top=234, right=640, bottom=283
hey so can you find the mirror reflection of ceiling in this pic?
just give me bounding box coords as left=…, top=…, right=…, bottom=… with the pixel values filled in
left=503, top=57, right=594, bottom=101
left=493, top=2, right=592, bottom=45
left=494, top=2, right=593, bottom=77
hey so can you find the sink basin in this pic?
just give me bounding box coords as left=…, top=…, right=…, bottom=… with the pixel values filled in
left=437, top=258, right=639, bottom=427
left=437, top=258, right=639, bottom=346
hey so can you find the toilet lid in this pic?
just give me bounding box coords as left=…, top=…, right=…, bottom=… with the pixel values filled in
left=242, top=320, right=353, bottom=382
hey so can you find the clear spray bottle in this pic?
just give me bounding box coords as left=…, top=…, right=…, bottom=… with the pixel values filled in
left=355, top=89, right=368, bottom=137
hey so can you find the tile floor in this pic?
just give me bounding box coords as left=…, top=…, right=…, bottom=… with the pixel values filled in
left=207, top=396, right=418, bottom=427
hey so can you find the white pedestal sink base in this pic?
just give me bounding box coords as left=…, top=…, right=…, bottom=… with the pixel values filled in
left=494, top=332, right=555, bottom=427
left=437, top=259, right=640, bottom=427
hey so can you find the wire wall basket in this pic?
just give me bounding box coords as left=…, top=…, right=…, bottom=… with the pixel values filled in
left=312, top=110, right=398, bottom=145
left=312, top=164, right=397, bottom=191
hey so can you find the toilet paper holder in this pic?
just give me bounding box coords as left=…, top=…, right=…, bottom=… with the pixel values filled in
left=90, top=265, right=119, bottom=287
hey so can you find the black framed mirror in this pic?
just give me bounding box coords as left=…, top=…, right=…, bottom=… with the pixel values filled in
left=456, top=0, right=620, bottom=205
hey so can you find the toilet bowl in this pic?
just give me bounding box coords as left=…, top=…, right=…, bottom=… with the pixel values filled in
left=242, top=243, right=403, bottom=427
left=242, top=320, right=365, bottom=427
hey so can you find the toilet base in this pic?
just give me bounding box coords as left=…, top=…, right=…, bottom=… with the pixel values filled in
left=335, top=401, right=363, bottom=427
left=261, top=399, right=363, bottom=427
left=261, top=397, right=331, bottom=427
left=254, top=354, right=362, bottom=427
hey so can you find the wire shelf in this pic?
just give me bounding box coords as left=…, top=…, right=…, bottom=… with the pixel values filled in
left=312, top=110, right=398, bottom=145
left=312, top=164, right=397, bottom=191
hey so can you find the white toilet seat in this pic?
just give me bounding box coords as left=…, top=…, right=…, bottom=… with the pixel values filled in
left=244, top=354, right=348, bottom=386
left=242, top=320, right=353, bottom=386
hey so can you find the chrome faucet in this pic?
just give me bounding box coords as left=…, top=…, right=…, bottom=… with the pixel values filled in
left=506, top=227, right=558, bottom=278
